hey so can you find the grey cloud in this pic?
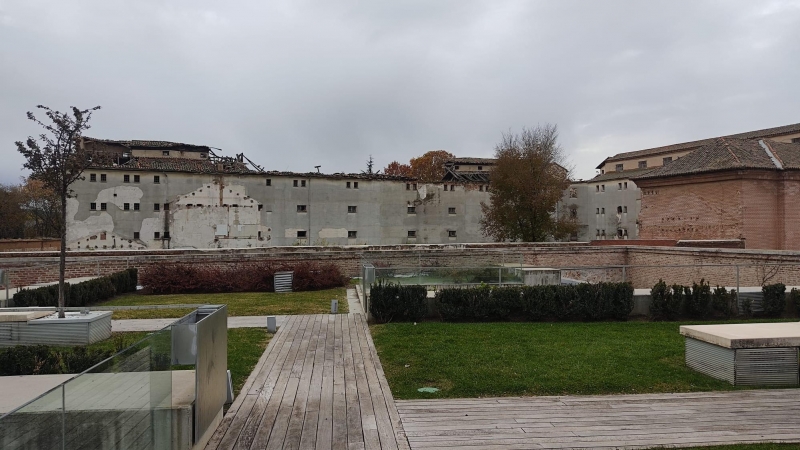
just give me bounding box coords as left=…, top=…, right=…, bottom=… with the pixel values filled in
left=1, top=0, right=798, bottom=183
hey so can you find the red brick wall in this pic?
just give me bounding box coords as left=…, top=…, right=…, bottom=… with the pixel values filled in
left=740, top=177, right=780, bottom=249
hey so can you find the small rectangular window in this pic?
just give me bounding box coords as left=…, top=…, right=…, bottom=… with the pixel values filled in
left=134, top=175, right=140, bottom=183
left=163, top=231, right=170, bottom=238
left=90, top=174, right=97, bottom=182
left=266, top=179, right=271, bottom=186
left=348, top=205, right=357, bottom=213
left=448, top=230, right=457, bottom=238
left=258, top=204, right=263, bottom=211
left=162, top=150, right=170, bottom=156
left=601, top=207, right=605, bottom=214
left=638, top=160, right=647, bottom=169
left=348, top=230, right=357, bottom=238
left=477, top=166, right=483, bottom=170
left=407, top=206, right=416, bottom=214
left=133, top=203, right=140, bottom=211
left=407, top=230, right=416, bottom=238
left=450, top=185, right=455, bottom=191
left=617, top=206, right=622, bottom=214
left=124, top=203, right=130, bottom=211
left=663, top=157, right=672, bottom=165
left=297, top=230, right=307, bottom=238
left=354, top=182, right=359, bottom=189
left=154, top=203, right=160, bottom=211
left=124, top=174, right=130, bottom=183
left=90, top=203, right=97, bottom=210
left=596, top=208, right=599, bottom=214
left=100, top=174, right=107, bottom=182
left=297, top=205, right=307, bottom=212
left=154, top=175, right=160, bottom=184
left=154, top=232, right=160, bottom=239
left=618, top=183, right=622, bottom=190
left=406, top=183, right=410, bottom=190
left=100, top=203, right=107, bottom=211
left=133, top=232, right=140, bottom=239
left=454, top=165, right=460, bottom=170
left=413, top=183, right=417, bottom=190
left=347, top=181, right=352, bottom=189
left=448, top=207, right=456, bottom=214
left=163, top=203, right=170, bottom=210
left=301, top=180, right=306, bottom=187
left=294, top=180, right=299, bottom=187
left=615, top=163, right=623, bottom=172
left=601, top=230, right=606, bottom=236
left=792, top=137, right=800, bottom=143
left=479, top=185, right=484, bottom=191
left=596, top=185, right=600, bottom=192
left=624, top=182, right=628, bottom=189
left=624, top=206, right=628, bottom=213
left=601, top=185, right=605, bottom=192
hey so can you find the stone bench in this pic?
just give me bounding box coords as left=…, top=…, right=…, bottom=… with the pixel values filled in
left=680, top=322, right=800, bottom=386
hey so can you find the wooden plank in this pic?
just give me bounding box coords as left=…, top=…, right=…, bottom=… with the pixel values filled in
left=279, top=314, right=322, bottom=450
left=349, top=312, right=382, bottom=450
left=315, top=314, right=336, bottom=450
left=249, top=314, right=313, bottom=449
left=332, top=314, right=348, bottom=449
left=299, top=314, right=328, bottom=450
left=342, top=314, right=364, bottom=448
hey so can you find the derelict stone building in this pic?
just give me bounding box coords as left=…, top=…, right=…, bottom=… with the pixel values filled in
left=67, top=138, right=492, bottom=250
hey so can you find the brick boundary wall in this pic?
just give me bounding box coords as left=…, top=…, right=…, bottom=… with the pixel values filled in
left=2, top=243, right=800, bottom=290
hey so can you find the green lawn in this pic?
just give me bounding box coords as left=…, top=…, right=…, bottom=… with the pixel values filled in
left=101, top=288, right=348, bottom=319
left=662, top=446, right=798, bottom=450
left=371, top=320, right=796, bottom=400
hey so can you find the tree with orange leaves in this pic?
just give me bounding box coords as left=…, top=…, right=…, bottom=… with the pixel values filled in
left=384, top=150, right=455, bottom=182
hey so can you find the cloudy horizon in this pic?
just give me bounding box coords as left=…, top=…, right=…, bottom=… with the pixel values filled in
left=1, top=0, right=798, bottom=184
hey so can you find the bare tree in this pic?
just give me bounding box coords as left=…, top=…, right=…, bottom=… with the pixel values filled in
left=16, top=105, right=101, bottom=318
left=480, top=124, right=578, bottom=242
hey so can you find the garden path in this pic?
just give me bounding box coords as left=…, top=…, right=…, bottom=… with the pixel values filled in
left=396, top=389, right=800, bottom=449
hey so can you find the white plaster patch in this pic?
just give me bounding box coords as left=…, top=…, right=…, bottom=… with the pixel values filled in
left=318, top=228, right=348, bottom=239
left=417, top=185, right=428, bottom=198
left=95, top=186, right=143, bottom=209
left=66, top=198, right=115, bottom=245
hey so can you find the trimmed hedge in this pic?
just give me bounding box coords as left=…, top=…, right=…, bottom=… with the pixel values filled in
left=139, top=262, right=347, bottom=295
left=711, top=286, right=736, bottom=318
left=13, top=268, right=138, bottom=307
left=0, top=345, right=113, bottom=376
left=650, top=279, right=680, bottom=320
left=369, top=282, right=427, bottom=323
left=370, top=282, right=634, bottom=323
left=762, top=283, right=787, bottom=317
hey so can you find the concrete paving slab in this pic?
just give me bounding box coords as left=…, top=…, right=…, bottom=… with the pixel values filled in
left=111, top=315, right=289, bottom=332
left=680, top=322, right=800, bottom=348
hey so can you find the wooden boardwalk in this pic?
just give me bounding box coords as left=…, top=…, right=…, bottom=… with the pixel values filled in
left=397, top=389, right=800, bottom=449
left=205, top=314, right=409, bottom=450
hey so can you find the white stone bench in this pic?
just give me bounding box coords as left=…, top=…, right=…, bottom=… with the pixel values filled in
left=680, top=322, right=800, bottom=386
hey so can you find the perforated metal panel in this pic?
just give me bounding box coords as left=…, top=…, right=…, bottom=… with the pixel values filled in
left=735, top=347, right=799, bottom=386
left=685, top=337, right=735, bottom=384
left=738, top=291, right=763, bottom=313
left=274, top=271, right=293, bottom=293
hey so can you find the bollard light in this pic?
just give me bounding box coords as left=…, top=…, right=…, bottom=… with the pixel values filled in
left=267, top=316, right=277, bottom=333
left=331, top=299, right=339, bottom=314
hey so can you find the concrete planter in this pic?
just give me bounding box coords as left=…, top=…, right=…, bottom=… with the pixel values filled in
left=0, top=310, right=112, bottom=347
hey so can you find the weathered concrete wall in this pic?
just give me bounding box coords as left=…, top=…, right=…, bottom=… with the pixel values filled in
left=68, top=171, right=494, bottom=250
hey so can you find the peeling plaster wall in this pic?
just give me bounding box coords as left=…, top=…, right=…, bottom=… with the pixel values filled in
left=68, top=170, right=494, bottom=250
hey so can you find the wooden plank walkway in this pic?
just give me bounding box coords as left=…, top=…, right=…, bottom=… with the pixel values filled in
left=397, top=389, right=800, bottom=449
left=205, top=314, right=409, bottom=450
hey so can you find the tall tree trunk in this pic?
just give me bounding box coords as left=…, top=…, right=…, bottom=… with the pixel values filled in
left=58, top=193, right=67, bottom=318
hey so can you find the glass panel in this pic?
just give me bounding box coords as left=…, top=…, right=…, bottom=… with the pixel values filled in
left=0, top=385, right=64, bottom=450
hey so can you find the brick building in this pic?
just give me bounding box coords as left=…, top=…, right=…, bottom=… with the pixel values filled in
left=635, top=138, right=800, bottom=250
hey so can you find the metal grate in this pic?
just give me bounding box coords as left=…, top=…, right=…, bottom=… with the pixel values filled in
left=685, top=337, right=735, bottom=384
left=274, top=271, right=294, bottom=293
left=738, top=291, right=763, bottom=313
left=735, top=347, right=799, bottom=386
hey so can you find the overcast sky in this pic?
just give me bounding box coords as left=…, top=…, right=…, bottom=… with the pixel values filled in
left=1, top=0, right=798, bottom=184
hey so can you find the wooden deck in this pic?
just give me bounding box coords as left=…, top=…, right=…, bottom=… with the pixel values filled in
left=397, top=389, right=800, bottom=449
left=205, top=314, right=409, bottom=450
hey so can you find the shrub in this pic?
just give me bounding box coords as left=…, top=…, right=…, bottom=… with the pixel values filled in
left=12, top=268, right=138, bottom=307
left=791, top=288, right=800, bottom=318
left=711, top=286, right=735, bottom=318
left=685, top=279, right=711, bottom=319
left=0, top=345, right=113, bottom=376
left=650, top=279, right=680, bottom=320
left=369, top=282, right=428, bottom=323
left=433, top=282, right=633, bottom=323
left=139, top=262, right=347, bottom=294
left=762, top=283, right=787, bottom=317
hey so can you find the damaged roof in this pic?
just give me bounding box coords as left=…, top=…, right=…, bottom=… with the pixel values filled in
left=94, top=157, right=258, bottom=174
left=445, top=157, right=496, bottom=165
left=634, top=138, right=800, bottom=180
left=83, top=137, right=212, bottom=152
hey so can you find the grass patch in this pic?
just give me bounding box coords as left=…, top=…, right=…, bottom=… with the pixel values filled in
left=662, top=445, right=798, bottom=450
left=102, top=288, right=348, bottom=319
left=371, top=319, right=795, bottom=400
left=227, top=328, right=270, bottom=396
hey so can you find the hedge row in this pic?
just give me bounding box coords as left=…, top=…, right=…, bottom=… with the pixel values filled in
left=13, top=268, right=138, bottom=307
left=651, top=279, right=798, bottom=319
left=369, top=282, right=634, bottom=323
left=139, top=262, right=347, bottom=295
left=0, top=345, right=114, bottom=376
